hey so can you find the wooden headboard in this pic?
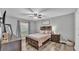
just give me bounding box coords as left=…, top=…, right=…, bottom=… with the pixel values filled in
left=40, top=26, right=52, bottom=31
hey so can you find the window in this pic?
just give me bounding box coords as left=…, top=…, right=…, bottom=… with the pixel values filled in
left=20, top=22, right=29, bottom=39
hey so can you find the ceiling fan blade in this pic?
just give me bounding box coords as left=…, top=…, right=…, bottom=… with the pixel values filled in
left=21, top=13, right=34, bottom=15
left=39, top=8, right=49, bottom=13
left=28, top=8, right=34, bottom=12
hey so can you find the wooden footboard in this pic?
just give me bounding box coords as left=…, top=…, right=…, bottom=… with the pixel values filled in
left=26, top=37, right=39, bottom=50
left=26, top=37, right=50, bottom=50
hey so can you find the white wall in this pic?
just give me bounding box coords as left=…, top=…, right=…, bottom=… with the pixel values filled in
left=29, top=21, right=37, bottom=34
left=75, top=9, right=79, bottom=51
left=5, top=18, right=17, bottom=35
left=35, top=13, right=75, bottom=41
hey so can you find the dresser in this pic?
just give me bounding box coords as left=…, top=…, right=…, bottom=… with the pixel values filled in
left=51, top=34, right=60, bottom=43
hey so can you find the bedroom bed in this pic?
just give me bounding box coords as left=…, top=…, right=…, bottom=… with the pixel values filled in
left=26, top=26, right=52, bottom=50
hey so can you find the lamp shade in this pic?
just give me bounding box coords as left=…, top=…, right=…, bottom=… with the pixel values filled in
left=52, top=26, right=56, bottom=33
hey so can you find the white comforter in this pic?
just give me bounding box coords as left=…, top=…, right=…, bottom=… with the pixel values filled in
left=27, top=33, right=51, bottom=47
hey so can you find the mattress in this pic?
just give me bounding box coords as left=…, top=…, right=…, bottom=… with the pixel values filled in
left=27, top=33, right=51, bottom=47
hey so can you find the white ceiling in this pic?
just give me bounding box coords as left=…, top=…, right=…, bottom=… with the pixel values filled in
left=0, top=8, right=77, bottom=21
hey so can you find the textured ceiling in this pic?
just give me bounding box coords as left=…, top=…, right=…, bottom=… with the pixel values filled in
left=0, top=8, right=77, bottom=21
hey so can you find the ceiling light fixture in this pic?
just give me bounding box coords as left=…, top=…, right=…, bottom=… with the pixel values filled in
left=33, top=16, right=38, bottom=19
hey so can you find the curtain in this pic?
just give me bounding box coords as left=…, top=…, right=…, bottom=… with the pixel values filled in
left=16, top=20, right=21, bottom=38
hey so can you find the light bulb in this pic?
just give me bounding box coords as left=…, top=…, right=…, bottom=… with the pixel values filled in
left=34, top=16, right=38, bottom=19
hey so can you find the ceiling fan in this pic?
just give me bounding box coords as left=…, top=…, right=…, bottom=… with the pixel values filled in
left=29, top=13, right=43, bottom=19
left=6, top=8, right=49, bottom=20
left=22, top=8, right=49, bottom=19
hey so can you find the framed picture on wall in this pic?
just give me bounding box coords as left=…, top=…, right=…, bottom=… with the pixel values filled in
left=42, top=20, right=50, bottom=25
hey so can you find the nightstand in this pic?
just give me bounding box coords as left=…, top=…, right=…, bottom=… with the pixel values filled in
left=51, top=34, right=60, bottom=43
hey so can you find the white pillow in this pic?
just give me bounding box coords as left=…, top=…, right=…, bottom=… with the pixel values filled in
left=44, top=30, right=51, bottom=34
left=40, top=30, right=45, bottom=34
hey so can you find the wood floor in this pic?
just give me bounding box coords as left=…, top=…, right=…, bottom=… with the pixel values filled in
left=21, top=39, right=74, bottom=51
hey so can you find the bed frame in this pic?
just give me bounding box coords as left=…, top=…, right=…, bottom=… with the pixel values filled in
left=26, top=26, right=52, bottom=50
